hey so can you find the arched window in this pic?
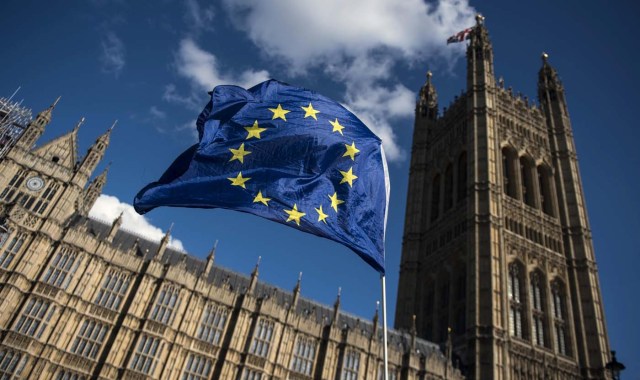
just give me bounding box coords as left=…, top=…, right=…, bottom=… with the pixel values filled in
left=502, top=147, right=519, bottom=199
left=444, top=164, right=453, bottom=211
left=552, top=281, right=570, bottom=356
left=520, top=156, right=537, bottom=208
left=508, top=262, right=526, bottom=339
left=537, top=165, right=555, bottom=217
left=457, top=152, right=467, bottom=202
left=430, top=174, right=441, bottom=222
left=530, top=271, right=547, bottom=347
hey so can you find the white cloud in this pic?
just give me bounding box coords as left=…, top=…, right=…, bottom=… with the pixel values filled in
left=89, top=194, right=185, bottom=251
left=100, top=31, right=126, bottom=77
left=176, top=38, right=270, bottom=91
left=149, top=106, right=166, bottom=119
left=222, top=0, right=476, bottom=160
left=184, top=0, right=215, bottom=34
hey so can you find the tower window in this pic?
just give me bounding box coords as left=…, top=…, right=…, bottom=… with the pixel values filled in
left=290, top=335, right=317, bottom=376
left=14, top=297, right=56, bottom=339
left=530, top=271, right=547, bottom=347
left=0, top=233, right=26, bottom=269
left=508, top=262, right=526, bottom=339
left=552, top=281, right=570, bottom=356
left=130, top=334, right=164, bottom=375
left=94, top=269, right=131, bottom=311
left=182, top=353, right=213, bottom=380
left=70, top=318, right=109, bottom=359
left=41, top=247, right=80, bottom=289
left=197, top=303, right=228, bottom=345
left=0, top=349, right=28, bottom=378
left=341, top=349, right=360, bottom=380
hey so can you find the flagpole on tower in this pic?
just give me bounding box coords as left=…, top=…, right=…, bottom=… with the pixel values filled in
left=381, top=274, right=389, bottom=380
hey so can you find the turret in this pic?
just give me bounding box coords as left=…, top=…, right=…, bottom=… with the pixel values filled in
left=77, top=121, right=115, bottom=176
left=204, top=241, right=217, bottom=276
left=81, top=164, right=109, bottom=215
left=292, top=272, right=302, bottom=308
left=106, top=212, right=123, bottom=243
left=17, top=96, right=59, bottom=149
left=418, top=71, right=438, bottom=121
left=466, top=14, right=495, bottom=88
left=156, top=223, right=172, bottom=259
left=248, top=256, right=260, bottom=294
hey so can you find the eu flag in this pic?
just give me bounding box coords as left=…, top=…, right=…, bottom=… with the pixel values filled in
left=134, top=80, right=389, bottom=273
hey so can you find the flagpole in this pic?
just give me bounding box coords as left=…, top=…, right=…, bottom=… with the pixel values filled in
left=381, top=274, right=389, bottom=380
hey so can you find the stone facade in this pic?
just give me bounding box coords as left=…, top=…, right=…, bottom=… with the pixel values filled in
left=0, top=100, right=460, bottom=377
left=395, top=16, right=611, bottom=380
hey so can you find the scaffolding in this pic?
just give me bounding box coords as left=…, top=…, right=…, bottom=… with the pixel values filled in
left=0, top=96, right=32, bottom=158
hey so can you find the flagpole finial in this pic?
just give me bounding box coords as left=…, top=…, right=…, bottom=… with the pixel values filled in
left=426, top=70, right=433, bottom=84
left=475, top=14, right=485, bottom=25
left=542, top=52, right=549, bottom=63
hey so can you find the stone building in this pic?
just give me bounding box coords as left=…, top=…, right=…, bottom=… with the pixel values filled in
left=395, top=16, right=611, bottom=379
left=0, top=97, right=460, bottom=377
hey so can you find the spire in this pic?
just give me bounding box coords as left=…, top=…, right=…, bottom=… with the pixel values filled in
left=418, top=70, right=438, bottom=120
left=248, top=256, right=261, bottom=294
left=77, top=121, right=114, bottom=176
left=292, top=272, right=302, bottom=308
left=106, top=211, right=123, bottom=242
left=372, top=301, right=380, bottom=335
left=73, top=117, right=85, bottom=134
left=157, top=223, right=173, bottom=259
left=410, top=314, right=417, bottom=349
left=81, top=164, right=110, bottom=215
left=204, top=240, right=217, bottom=276
left=538, top=52, right=562, bottom=90
left=17, top=96, right=61, bottom=149
left=332, top=287, right=341, bottom=324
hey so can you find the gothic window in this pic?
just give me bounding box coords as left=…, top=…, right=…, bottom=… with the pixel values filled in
left=70, top=319, right=109, bottom=359
left=130, top=334, right=164, bottom=375
left=0, top=232, right=26, bottom=269
left=502, top=147, right=519, bottom=199
left=249, top=318, right=275, bottom=358
left=94, top=269, right=131, bottom=311
left=430, top=174, right=441, bottom=221
left=197, top=303, right=228, bottom=345
left=34, top=182, right=59, bottom=215
left=0, top=170, right=26, bottom=201
left=537, top=165, right=555, bottom=217
left=0, top=349, right=27, bottom=379
left=241, top=368, right=262, bottom=380
left=341, top=349, right=360, bottom=380
left=41, top=247, right=80, bottom=289
left=150, top=284, right=181, bottom=325
left=530, top=271, right=547, bottom=347
left=290, top=335, right=317, bottom=376
left=55, top=370, right=87, bottom=380
left=444, top=164, right=453, bottom=210
left=14, top=297, right=56, bottom=339
left=508, top=262, right=526, bottom=339
left=182, top=353, right=213, bottom=380
left=457, top=152, right=467, bottom=202
left=520, top=156, right=537, bottom=208
left=552, top=281, right=570, bottom=356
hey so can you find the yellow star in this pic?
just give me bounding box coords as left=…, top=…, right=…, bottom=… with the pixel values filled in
left=343, top=142, right=360, bottom=161
left=329, top=118, right=345, bottom=135
left=339, top=167, right=358, bottom=187
left=245, top=120, right=267, bottom=140
left=301, top=103, right=320, bottom=120
left=315, top=205, right=329, bottom=224
left=328, top=192, right=344, bottom=212
left=253, top=191, right=271, bottom=206
left=229, top=143, right=251, bottom=164
left=284, top=204, right=305, bottom=226
left=269, top=104, right=290, bottom=121
left=227, top=172, right=250, bottom=189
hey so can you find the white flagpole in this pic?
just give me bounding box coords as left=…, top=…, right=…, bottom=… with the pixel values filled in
left=381, top=274, right=389, bottom=380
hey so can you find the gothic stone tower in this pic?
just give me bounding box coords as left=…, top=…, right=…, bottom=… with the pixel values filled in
left=395, top=15, right=611, bottom=380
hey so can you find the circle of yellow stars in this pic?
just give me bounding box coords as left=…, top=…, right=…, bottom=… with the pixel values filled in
left=226, top=102, right=361, bottom=226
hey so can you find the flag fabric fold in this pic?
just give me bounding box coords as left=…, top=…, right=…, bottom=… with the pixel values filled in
left=134, top=79, right=389, bottom=273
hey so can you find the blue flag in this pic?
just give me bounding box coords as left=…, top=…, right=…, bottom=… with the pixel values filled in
left=134, top=80, right=389, bottom=273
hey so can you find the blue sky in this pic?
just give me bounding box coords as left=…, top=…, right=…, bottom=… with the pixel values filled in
left=1, top=0, right=638, bottom=375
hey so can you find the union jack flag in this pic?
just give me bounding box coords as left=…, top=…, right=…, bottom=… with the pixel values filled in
left=446, top=27, right=474, bottom=44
